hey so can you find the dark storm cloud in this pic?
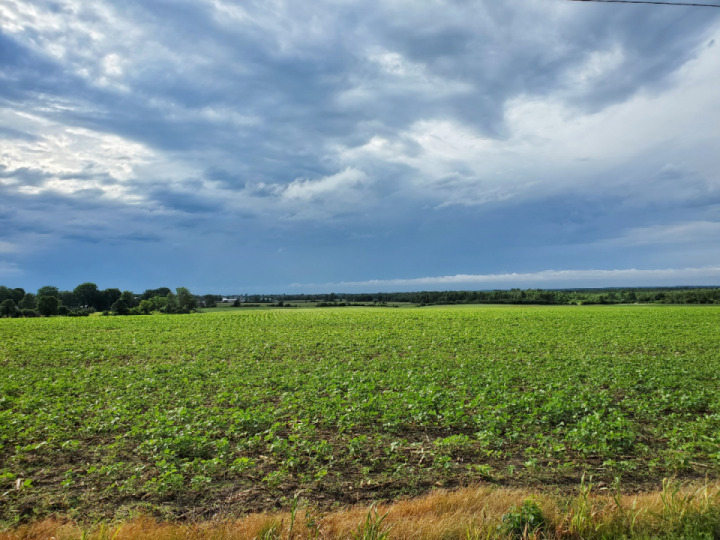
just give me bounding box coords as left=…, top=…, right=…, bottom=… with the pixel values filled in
left=0, top=33, right=52, bottom=100
left=4, top=188, right=124, bottom=227
left=6, top=1, right=716, bottom=174
left=148, top=188, right=219, bottom=215
left=203, top=167, right=244, bottom=190
left=2, top=0, right=720, bottom=291
left=0, top=32, right=92, bottom=108
left=372, top=2, right=720, bottom=131
left=0, top=166, right=49, bottom=186
left=4, top=1, right=717, bottom=150
left=563, top=4, right=720, bottom=109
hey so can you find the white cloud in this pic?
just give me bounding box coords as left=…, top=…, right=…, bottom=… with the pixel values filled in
left=367, top=48, right=472, bottom=95
left=337, top=48, right=472, bottom=108
left=341, top=120, right=497, bottom=176
left=336, top=23, right=720, bottom=208
left=339, top=118, right=537, bottom=206
left=102, top=53, right=124, bottom=76
left=207, top=0, right=347, bottom=55
left=565, top=45, right=625, bottom=89
left=148, top=167, right=375, bottom=221
left=292, top=267, right=720, bottom=290
left=0, top=261, right=22, bottom=278
left=0, top=1, right=124, bottom=84
left=601, top=221, right=720, bottom=247
left=0, top=0, right=203, bottom=94
left=199, top=107, right=260, bottom=128
left=208, top=0, right=250, bottom=24
left=0, top=241, right=18, bottom=254
left=282, top=167, right=368, bottom=201
left=0, top=109, right=155, bottom=201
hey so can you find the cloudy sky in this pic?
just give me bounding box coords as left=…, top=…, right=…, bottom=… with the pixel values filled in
left=1, top=0, right=720, bottom=294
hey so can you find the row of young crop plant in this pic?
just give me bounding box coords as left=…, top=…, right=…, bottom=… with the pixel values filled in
left=1, top=305, right=719, bottom=524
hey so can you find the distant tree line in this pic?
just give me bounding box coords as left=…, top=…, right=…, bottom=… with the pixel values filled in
left=2, top=285, right=719, bottom=318
left=270, top=287, right=720, bottom=306
left=0, top=284, right=198, bottom=317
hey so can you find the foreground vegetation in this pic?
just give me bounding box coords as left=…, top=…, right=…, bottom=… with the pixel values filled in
left=4, top=480, right=720, bottom=539
left=1, top=305, right=719, bottom=534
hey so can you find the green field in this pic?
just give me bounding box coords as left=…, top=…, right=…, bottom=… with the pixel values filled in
left=1, top=305, right=719, bottom=526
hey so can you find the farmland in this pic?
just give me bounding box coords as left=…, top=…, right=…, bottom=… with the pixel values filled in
left=1, top=305, right=719, bottom=529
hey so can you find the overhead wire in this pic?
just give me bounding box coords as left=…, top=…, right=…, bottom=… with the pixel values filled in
left=568, top=0, right=720, bottom=7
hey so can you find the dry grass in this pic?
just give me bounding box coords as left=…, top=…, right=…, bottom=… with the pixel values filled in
left=2, top=479, right=719, bottom=539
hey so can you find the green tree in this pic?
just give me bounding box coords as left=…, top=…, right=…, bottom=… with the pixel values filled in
left=176, top=287, right=197, bottom=312
left=74, top=282, right=100, bottom=310
left=19, top=293, right=37, bottom=310
left=37, top=286, right=59, bottom=298
left=148, top=295, right=168, bottom=312
left=0, top=299, right=18, bottom=317
left=136, top=299, right=154, bottom=315
left=59, top=290, right=78, bottom=308
left=163, top=292, right=179, bottom=313
left=37, top=295, right=59, bottom=316
left=111, top=292, right=138, bottom=315
left=101, top=288, right=122, bottom=311
left=120, top=291, right=138, bottom=307
left=9, top=288, right=24, bottom=304
left=141, top=287, right=172, bottom=300
left=111, top=297, right=130, bottom=315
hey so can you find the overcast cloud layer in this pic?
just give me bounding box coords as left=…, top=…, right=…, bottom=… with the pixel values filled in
left=1, top=0, right=719, bottom=293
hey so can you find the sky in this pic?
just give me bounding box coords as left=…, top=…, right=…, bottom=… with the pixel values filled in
left=1, top=0, right=720, bottom=294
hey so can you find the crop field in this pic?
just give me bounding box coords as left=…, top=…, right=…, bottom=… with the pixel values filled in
left=1, top=305, right=719, bottom=529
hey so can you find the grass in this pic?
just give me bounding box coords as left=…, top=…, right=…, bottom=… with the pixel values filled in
left=1, top=305, right=720, bottom=533
left=2, top=479, right=719, bottom=538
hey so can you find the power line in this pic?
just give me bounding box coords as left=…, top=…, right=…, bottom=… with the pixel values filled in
left=568, top=0, right=720, bottom=7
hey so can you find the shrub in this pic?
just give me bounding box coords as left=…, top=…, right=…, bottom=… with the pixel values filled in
left=501, top=499, right=546, bottom=538
left=0, top=299, right=18, bottom=317
left=37, top=295, right=59, bottom=316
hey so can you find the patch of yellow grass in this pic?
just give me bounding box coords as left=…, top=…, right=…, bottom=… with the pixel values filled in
left=2, top=479, right=719, bottom=539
